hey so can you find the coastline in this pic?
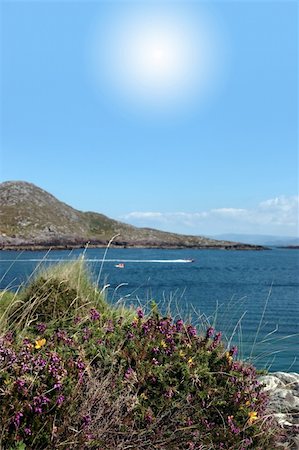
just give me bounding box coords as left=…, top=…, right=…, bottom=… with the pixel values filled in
left=0, top=241, right=267, bottom=252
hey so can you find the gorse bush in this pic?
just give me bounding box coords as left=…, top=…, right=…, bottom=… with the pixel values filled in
left=0, top=261, right=282, bottom=449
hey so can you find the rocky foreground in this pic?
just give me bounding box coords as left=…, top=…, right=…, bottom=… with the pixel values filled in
left=261, top=372, right=299, bottom=449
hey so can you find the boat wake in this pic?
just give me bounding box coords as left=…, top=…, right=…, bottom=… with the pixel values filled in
left=0, top=258, right=194, bottom=264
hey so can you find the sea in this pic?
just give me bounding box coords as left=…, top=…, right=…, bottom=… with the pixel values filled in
left=0, top=247, right=298, bottom=373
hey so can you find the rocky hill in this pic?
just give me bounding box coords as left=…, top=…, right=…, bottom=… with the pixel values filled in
left=0, top=181, right=264, bottom=250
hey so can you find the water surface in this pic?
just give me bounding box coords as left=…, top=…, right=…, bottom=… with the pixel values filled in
left=1, top=248, right=298, bottom=372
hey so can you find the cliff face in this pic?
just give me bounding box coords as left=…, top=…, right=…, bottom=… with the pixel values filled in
left=0, top=181, right=264, bottom=250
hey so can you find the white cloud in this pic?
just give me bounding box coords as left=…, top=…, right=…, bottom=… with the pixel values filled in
left=121, top=195, right=299, bottom=236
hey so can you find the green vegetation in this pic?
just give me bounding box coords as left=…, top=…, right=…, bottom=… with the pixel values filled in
left=0, top=260, right=282, bottom=449
left=0, top=181, right=264, bottom=249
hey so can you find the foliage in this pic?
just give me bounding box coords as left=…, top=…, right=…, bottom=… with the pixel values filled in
left=0, top=262, right=282, bottom=449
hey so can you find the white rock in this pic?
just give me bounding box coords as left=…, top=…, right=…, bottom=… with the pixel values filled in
left=260, top=372, right=299, bottom=450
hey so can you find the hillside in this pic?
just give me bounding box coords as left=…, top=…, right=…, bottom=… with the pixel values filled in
left=0, top=181, right=263, bottom=250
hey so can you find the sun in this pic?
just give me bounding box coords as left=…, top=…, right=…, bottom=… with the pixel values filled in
left=123, top=24, right=187, bottom=90
left=90, top=8, right=225, bottom=113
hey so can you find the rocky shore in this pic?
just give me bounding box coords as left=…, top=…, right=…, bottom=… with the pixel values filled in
left=0, top=239, right=266, bottom=251
left=261, top=372, right=299, bottom=449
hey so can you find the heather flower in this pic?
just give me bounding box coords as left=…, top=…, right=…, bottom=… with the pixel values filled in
left=145, top=412, right=154, bottom=423
left=4, top=331, right=14, bottom=343
left=186, top=393, right=193, bottom=403
left=20, top=362, right=30, bottom=373
left=82, top=415, right=92, bottom=427
left=164, top=388, right=174, bottom=398
left=56, top=329, right=73, bottom=345
left=211, top=331, right=222, bottom=348
left=137, top=308, right=144, bottom=319
left=206, top=327, right=214, bottom=338
left=83, top=327, right=92, bottom=341
left=159, top=318, right=171, bottom=334
left=234, top=391, right=242, bottom=403
left=15, top=378, right=26, bottom=391
left=228, top=415, right=240, bottom=434
left=90, top=308, right=100, bottom=321
left=186, top=417, right=193, bottom=426
left=231, top=346, right=238, bottom=356
left=33, top=394, right=51, bottom=414
left=176, top=319, right=184, bottom=332
left=242, top=437, right=253, bottom=447
left=23, top=338, right=32, bottom=347
left=36, top=323, right=47, bottom=333
left=105, top=320, right=114, bottom=333
left=187, top=324, right=197, bottom=337
left=57, top=394, right=65, bottom=405
left=124, top=367, right=134, bottom=380
left=132, top=317, right=139, bottom=328
left=12, top=411, right=23, bottom=429
left=142, top=322, right=150, bottom=333
left=37, top=359, right=47, bottom=371
left=127, top=331, right=134, bottom=340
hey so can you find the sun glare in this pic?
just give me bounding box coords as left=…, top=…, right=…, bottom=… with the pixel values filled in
left=89, top=7, right=226, bottom=114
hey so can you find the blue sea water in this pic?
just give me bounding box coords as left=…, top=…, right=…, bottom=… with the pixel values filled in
left=0, top=248, right=298, bottom=372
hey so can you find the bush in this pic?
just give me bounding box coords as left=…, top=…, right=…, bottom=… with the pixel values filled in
left=0, top=262, right=281, bottom=449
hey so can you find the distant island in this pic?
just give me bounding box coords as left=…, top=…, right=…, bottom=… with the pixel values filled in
left=0, top=181, right=265, bottom=251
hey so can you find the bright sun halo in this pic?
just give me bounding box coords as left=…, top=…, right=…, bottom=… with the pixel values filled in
left=90, top=9, right=224, bottom=113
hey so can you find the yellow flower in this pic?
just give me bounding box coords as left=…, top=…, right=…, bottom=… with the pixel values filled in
left=187, top=357, right=194, bottom=366
left=225, top=352, right=233, bottom=363
left=160, top=340, right=167, bottom=348
left=245, top=400, right=251, bottom=406
left=179, top=350, right=185, bottom=357
left=248, top=411, right=258, bottom=424
left=140, top=392, right=148, bottom=400
left=35, top=338, right=46, bottom=349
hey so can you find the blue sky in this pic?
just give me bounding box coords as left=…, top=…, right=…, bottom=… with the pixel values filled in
left=1, top=0, right=298, bottom=237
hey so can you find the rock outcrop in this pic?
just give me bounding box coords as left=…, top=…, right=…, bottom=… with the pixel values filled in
left=261, top=372, right=299, bottom=449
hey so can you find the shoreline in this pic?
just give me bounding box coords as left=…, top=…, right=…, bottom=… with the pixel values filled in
left=0, top=244, right=266, bottom=251
left=0, top=242, right=267, bottom=252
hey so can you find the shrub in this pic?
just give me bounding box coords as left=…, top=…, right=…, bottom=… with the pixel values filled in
left=0, top=262, right=282, bottom=449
